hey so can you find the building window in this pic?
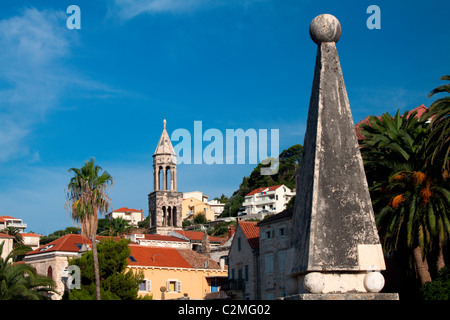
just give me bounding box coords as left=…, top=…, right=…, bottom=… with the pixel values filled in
left=167, top=280, right=182, bottom=293
left=278, top=251, right=287, bottom=273
left=265, top=254, right=274, bottom=274
left=265, top=230, right=273, bottom=239
left=139, top=279, right=151, bottom=292
left=245, top=265, right=249, bottom=281
left=279, top=227, right=286, bottom=236
left=47, top=266, right=53, bottom=279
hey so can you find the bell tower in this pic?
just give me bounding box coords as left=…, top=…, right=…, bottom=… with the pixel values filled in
left=148, top=119, right=183, bottom=235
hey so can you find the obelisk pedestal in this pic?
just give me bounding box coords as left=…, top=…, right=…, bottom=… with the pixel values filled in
left=285, top=14, right=398, bottom=300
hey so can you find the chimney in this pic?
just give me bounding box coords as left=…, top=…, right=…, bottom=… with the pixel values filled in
left=227, top=225, right=235, bottom=239
left=219, top=257, right=225, bottom=271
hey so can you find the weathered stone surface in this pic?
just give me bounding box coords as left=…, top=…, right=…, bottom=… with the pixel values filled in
left=149, top=120, right=183, bottom=235
left=280, top=293, right=399, bottom=300
left=291, top=14, right=385, bottom=281
left=309, top=14, right=341, bottom=44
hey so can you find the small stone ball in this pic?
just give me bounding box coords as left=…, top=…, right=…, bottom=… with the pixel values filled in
left=309, top=14, right=341, bottom=44
left=363, top=271, right=385, bottom=293
left=303, top=272, right=325, bottom=294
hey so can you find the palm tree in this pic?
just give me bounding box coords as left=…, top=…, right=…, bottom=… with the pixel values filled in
left=99, top=217, right=132, bottom=236
left=361, top=110, right=450, bottom=284
left=0, top=242, right=56, bottom=300
left=65, top=158, right=113, bottom=300
left=422, top=75, right=450, bottom=178
left=0, top=227, right=23, bottom=247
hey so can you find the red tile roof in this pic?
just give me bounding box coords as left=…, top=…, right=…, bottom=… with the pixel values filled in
left=0, top=215, right=20, bottom=219
left=0, top=215, right=21, bottom=222
left=354, top=105, right=429, bottom=140
left=112, top=207, right=143, bottom=213
left=128, top=245, right=192, bottom=268
left=20, top=233, right=41, bottom=237
left=246, top=185, right=283, bottom=196
left=26, top=234, right=117, bottom=256
left=0, top=233, right=14, bottom=239
left=128, top=245, right=223, bottom=270
left=238, top=220, right=259, bottom=249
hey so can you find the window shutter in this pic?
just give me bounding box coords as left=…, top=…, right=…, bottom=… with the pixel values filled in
left=176, top=281, right=182, bottom=292
left=166, top=280, right=170, bottom=291
left=146, top=280, right=151, bottom=292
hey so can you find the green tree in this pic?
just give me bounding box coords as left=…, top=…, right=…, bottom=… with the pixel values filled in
left=361, top=110, right=450, bottom=285
left=0, top=242, right=56, bottom=300
left=420, top=266, right=450, bottom=300
left=423, top=75, right=450, bottom=177
left=214, top=194, right=229, bottom=204
left=65, top=158, right=114, bottom=300
left=0, top=227, right=23, bottom=247
left=221, top=144, right=302, bottom=217
left=67, top=238, right=144, bottom=300
left=193, top=212, right=207, bottom=225
left=40, top=226, right=81, bottom=245
left=97, top=217, right=132, bottom=236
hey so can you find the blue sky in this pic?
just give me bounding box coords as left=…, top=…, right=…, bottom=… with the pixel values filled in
left=0, top=0, right=448, bottom=235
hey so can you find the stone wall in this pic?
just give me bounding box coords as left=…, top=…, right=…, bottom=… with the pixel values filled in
left=227, top=226, right=259, bottom=299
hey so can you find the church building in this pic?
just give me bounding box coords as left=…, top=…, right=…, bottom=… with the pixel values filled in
left=148, top=119, right=183, bottom=235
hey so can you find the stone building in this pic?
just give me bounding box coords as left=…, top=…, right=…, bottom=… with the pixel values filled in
left=0, top=233, right=14, bottom=261
left=149, top=119, right=183, bottom=235
left=24, top=234, right=109, bottom=299
left=227, top=220, right=260, bottom=300
left=257, top=207, right=296, bottom=299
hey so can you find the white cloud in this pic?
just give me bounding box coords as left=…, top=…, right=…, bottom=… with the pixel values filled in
left=0, top=8, right=119, bottom=163
left=109, top=0, right=268, bottom=21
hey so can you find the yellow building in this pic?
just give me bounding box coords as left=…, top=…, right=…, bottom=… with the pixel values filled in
left=182, top=197, right=215, bottom=222
left=127, top=244, right=227, bottom=300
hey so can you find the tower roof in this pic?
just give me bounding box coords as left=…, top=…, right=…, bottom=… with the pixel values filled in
left=154, top=119, right=176, bottom=156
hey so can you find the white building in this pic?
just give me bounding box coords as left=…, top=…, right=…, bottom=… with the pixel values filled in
left=105, top=207, right=144, bottom=226
left=0, top=215, right=27, bottom=232
left=206, top=199, right=225, bottom=219
left=125, top=233, right=190, bottom=249
left=183, top=191, right=209, bottom=203
left=240, top=185, right=295, bottom=218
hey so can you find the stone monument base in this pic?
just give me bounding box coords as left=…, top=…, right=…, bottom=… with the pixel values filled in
left=279, top=293, right=399, bottom=300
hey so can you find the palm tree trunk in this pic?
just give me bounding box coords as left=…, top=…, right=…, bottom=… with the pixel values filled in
left=413, top=246, right=432, bottom=284
left=91, top=234, right=101, bottom=300
left=437, top=241, right=446, bottom=271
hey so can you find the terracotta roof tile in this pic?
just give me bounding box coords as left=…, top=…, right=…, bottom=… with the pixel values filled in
left=26, top=234, right=116, bottom=256
left=238, top=220, right=259, bottom=249
left=246, top=185, right=283, bottom=196
left=112, top=207, right=142, bottom=213
left=0, top=233, right=15, bottom=239
left=128, top=245, right=192, bottom=268
left=177, top=249, right=222, bottom=269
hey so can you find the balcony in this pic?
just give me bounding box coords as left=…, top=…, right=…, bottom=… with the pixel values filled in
left=222, top=279, right=245, bottom=291
left=7, top=222, right=27, bottom=229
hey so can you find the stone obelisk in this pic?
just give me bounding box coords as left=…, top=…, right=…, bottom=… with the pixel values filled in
left=289, top=14, right=397, bottom=299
